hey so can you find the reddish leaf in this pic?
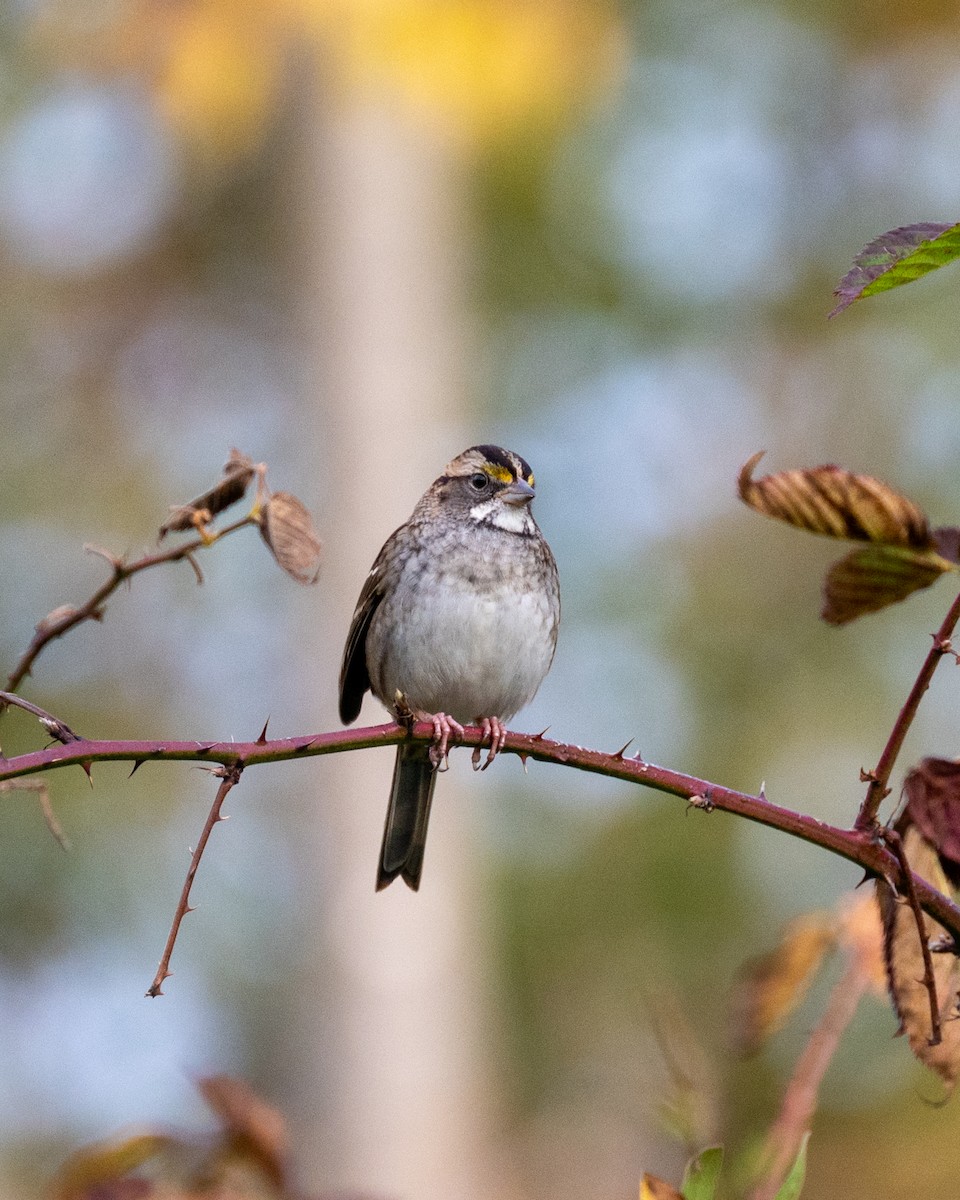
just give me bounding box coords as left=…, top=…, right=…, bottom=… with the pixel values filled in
left=903, top=758, right=960, bottom=883
left=199, top=1075, right=290, bottom=1185
left=933, top=526, right=960, bottom=564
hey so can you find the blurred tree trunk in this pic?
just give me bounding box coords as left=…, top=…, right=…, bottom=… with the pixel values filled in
left=287, top=87, right=512, bottom=1200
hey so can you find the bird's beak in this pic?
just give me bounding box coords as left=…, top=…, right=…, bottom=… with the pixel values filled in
left=501, top=479, right=536, bottom=507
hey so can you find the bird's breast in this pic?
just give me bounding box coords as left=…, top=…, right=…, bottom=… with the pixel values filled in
left=366, top=539, right=558, bottom=722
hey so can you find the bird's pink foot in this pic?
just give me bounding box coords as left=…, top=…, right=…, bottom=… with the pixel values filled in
left=472, top=716, right=507, bottom=771
left=424, top=711, right=465, bottom=771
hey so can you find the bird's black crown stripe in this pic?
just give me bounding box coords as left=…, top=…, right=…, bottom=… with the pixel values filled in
left=469, top=444, right=532, bottom=481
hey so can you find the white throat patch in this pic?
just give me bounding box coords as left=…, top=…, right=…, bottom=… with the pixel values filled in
left=471, top=497, right=533, bottom=533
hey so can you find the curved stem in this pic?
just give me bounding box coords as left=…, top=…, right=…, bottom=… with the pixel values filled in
left=856, top=588, right=960, bottom=830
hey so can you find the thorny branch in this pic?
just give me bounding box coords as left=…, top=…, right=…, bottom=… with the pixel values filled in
left=4, top=515, right=258, bottom=694
left=147, top=764, right=243, bottom=998
left=856, top=588, right=960, bottom=831
left=2, top=719, right=960, bottom=951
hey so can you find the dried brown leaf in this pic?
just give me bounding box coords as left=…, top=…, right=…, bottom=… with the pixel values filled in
left=877, top=825, right=960, bottom=1089
left=259, top=492, right=322, bottom=584
left=640, top=1174, right=684, bottom=1200
left=738, top=453, right=932, bottom=548
left=821, top=544, right=953, bottom=625
left=51, top=1132, right=170, bottom=1200
left=903, top=758, right=960, bottom=884
left=836, top=893, right=887, bottom=998
left=731, top=912, right=835, bottom=1055
left=198, top=1075, right=290, bottom=1185
left=159, top=449, right=257, bottom=538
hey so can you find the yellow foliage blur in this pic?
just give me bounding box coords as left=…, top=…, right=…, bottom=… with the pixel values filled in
left=298, top=0, right=626, bottom=145
left=21, top=0, right=626, bottom=164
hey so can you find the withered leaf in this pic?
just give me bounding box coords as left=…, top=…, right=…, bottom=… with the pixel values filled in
left=821, top=544, right=953, bottom=625
left=738, top=453, right=932, bottom=548
left=259, top=492, right=322, bottom=584
left=199, top=1075, right=290, bottom=1185
left=877, top=825, right=960, bottom=1090
left=51, top=1132, right=171, bottom=1200
left=836, top=893, right=887, bottom=998
left=731, top=912, right=835, bottom=1056
left=640, top=1174, right=685, bottom=1200
left=903, top=758, right=960, bottom=884
left=159, top=448, right=257, bottom=538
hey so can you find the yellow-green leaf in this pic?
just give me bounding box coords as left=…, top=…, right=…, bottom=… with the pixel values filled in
left=773, top=1132, right=810, bottom=1200
left=831, top=222, right=960, bottom=316
left=680, top=1146, right=723, bottom=1200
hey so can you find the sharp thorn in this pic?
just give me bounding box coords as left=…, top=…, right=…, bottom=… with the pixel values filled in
left=533, top=727, right=550, bottom=741
left=256, top=718, right=270, bottom=744
left=128, top=759, right=146, bottom=778
left=612, top=739, right=633, bottom=759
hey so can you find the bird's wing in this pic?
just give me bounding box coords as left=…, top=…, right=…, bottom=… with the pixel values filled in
left=338, top=545, right=390, bottom=725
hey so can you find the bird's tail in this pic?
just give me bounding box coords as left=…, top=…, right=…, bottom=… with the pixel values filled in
left=377, top=742, right=437, bottom=891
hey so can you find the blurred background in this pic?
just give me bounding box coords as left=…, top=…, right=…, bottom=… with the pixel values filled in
left=3, top=0, right=960, bottom=1197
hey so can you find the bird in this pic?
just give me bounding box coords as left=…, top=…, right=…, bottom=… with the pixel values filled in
left=338, top=444, right=560, bottom=891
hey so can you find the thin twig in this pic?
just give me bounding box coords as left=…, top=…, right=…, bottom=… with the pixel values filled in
left=2, top=720, right=960, bottom=946
left=857, top=588, right=960, bottom=831
left=0, top=691, right=82, bottom=744
left=748, top=953, right=870, bottom=1200
left=0, top=779, right=70, bottom=850
left=882, top=827, right=942, bottom=1045
left=4, top=516, right=256, bottom=694
left=147, top=764, right=243, bottom=997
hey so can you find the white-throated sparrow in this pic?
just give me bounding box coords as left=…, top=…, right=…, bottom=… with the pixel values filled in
left=339, top=445, right=560, bottom=891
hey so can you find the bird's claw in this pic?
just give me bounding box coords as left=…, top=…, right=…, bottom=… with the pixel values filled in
left=427, top=712, right=465, bottom=771
left=472, top=716, right=507, bottom=771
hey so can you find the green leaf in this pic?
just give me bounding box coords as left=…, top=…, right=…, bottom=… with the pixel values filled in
left=772, top=1133, right=810, bottom=1200
left=680, top=1146, right=723, bottom=1200
left=830, top=222, right=960, bottom=315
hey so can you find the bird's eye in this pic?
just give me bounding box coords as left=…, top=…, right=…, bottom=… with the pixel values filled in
left=469, top=472, right=488, bottom=491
